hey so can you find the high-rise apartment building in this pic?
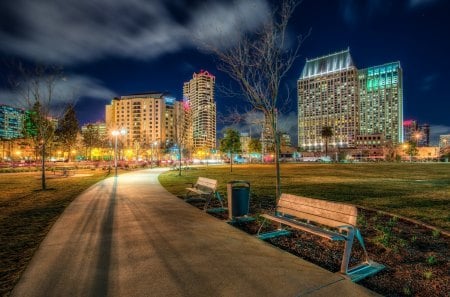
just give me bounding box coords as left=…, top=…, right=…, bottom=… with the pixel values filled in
left=0, top=104, right=24, bottom=140
left=298, top=49, right=360, bottom=150
left=298, top=49, right=404, bottom=151
left=183, top=70, right=216, bottom=152
left=105, top=92, right=182, bottom=148
left=358, top=62, right=403, bottom=143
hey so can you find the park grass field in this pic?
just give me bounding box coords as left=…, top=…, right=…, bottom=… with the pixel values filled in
left=0, top=170, right=110, bottom=296
left=159, top=163, right=450, bottom=231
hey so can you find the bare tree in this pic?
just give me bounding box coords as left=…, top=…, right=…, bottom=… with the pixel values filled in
left=207, top=0, right=308, bottom=199
left=14, top=63, right=65, bottom=190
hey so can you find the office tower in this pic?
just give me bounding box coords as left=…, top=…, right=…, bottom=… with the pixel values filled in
left=298, top=49, right=360, bottom=150
left=183, top=70, right=216, bottom=152
left=0, top=104, right=24, bottom=140
left=261, top=112, right=277, bottom=153
left=417, top=123, right=430, bottom=147
left=105, top=92, right=182, bottom=148
left=403, top=119, right=418, bottom=143
left=359, top=62, right=403, bottom=144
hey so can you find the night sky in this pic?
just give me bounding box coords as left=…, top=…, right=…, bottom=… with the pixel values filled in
left=1, top=0, right=449, bottom=144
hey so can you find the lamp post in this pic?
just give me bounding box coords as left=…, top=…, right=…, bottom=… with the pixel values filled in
left=150, top=141, right=158, bottom=168
left=112, top=128, right=126, bottom=176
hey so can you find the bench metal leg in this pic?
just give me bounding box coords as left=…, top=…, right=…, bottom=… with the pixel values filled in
left=340, top=227, right=355, bottom=274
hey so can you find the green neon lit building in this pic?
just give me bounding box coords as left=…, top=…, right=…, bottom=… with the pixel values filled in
left=358, top=62, right=403, bottom=143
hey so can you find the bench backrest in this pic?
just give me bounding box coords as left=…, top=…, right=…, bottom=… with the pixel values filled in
left=277, top=194, right=357, bottom=228
left=196, top=177, right=218, bottom=192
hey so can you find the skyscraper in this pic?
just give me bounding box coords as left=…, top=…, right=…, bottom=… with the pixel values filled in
left=183, top=70, right=216, bottom=152
left=358, top=62, right=403, bottom=143
left=298, top=49, right=360, bottom=150
left=298, top=49, right=404, bottom=151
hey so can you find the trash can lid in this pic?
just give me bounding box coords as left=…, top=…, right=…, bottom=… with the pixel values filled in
left=228, top=180, right=250, bottom=186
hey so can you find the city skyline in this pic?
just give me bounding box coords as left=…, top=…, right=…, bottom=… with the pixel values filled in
left=1, top=0, right=450, bottom=145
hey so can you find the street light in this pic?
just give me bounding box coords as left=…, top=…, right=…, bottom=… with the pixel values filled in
left=414, top=132, right=421, bottom=147
left=112, top=128, right=127, bottom=176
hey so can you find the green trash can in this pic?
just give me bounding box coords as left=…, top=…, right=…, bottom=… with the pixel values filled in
left=227, top=180, right=250, bottom=220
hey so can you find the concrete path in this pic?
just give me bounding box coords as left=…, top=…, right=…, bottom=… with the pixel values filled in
left=12, top=169, right=378, bottom=297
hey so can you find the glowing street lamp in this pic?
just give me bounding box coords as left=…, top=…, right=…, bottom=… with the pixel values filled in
left=414, top=132, right=421, bottom=147
left=112, top=128, right=127, bottom=176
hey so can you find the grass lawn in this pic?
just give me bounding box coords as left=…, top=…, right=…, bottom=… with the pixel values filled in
left=159, top=163, right=450, bottom=231
left=0, top=169, right=111, bottom=296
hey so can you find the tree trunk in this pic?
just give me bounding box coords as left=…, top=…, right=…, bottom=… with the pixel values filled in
left=325, top=139, right=328, bottom=157
left=178, top=146, right=182, bottom=176
left=230, top=151, right=233, bottom=173
left=275, top=131, right=281, bottom=202
left=41, top=144, right=46, bottom=190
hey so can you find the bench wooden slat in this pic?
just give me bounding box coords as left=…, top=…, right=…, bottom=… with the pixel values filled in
left=278, top=194, right=357, bottom=227
left=260, top=214, right=346, bottom=241
left=197, top=177, right=218, bottom=190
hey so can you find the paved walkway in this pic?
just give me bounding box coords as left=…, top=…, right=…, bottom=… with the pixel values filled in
left=12, top=169, right=379, bottom=297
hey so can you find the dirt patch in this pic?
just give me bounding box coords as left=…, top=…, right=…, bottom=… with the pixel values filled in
left=186, top=198, right=449, bottom=297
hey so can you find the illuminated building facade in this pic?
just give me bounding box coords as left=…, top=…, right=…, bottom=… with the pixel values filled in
left=298, top=49, right=360, bottom=150
left=359, top=62, right=403, bottom=144
left=417, top=123, right=430, bottom=147
left=403, top=119, right=418, bottom=143
left=105, top=92, right=182, bottom=149
left=183, top=70, right=216, bottom=152
left=0, top=105, right=24, bottom=140
left=81, top=122, right=107, bottom=138
left=261, top=112, right=277, bottom=153
left=298, top=49, right=404, bottom=151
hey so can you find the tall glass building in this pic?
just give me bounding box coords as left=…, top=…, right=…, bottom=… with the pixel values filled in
left=183, top=70, right=216, bottom=152
left=358, top=62, right=403, bottom=143
left=298, top=49, right=360, bottom=150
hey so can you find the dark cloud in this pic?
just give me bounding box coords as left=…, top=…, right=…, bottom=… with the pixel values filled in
left=0, top=0, right=269, bottom=65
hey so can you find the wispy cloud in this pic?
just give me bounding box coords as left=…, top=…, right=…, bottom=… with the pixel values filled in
left=0, top=74, right=116, bottom=114
left=0, top=0, right=270, bottom=65
left=420, top=74, right=438, bottom=91
left=339, top=0, right=387, bottom=26
left=409, top=0, right=440, bottom=8
left=339, top=0, right=443, bottom=25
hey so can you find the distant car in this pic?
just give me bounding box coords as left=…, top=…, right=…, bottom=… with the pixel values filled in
left=234, top=157, right=248, bottom=164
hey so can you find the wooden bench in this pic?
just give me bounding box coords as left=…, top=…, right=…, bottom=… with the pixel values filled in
left=185, top=177, right=224, bottom=211
left=257, top=193, right=384, bottom=282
